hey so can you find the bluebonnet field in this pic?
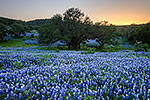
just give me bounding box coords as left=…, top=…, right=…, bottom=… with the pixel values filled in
left=0, top=47, right=150, bottom=100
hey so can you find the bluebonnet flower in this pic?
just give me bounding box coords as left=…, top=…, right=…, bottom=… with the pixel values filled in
left=107, top=96, right=109, bottom=100
left=18, top=93, right=22, bottom=99
left=41, top=95, right=45, bottom=100
left=122, top=95, right=125, bottom=100
left=126, top=94, right=130, bottom=99
left=118, top=89, right=122, bottom=95
left=0, top=48, right=149, bottom=99
left=0, top=89, right=4, bottom=95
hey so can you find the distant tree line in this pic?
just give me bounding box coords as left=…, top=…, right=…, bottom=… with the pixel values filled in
left=0, top=8, right=149, bottom=50
left=0, top=17, right=30, bottom=41
left=119, top=23, right=150, bottom=47
left=38, top=8, right=119, bottom=50
left=26, top=19, right=48, bottom=30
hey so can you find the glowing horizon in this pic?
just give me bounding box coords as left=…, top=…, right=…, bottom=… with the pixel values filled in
left=0, top=0, right=150, bottom=25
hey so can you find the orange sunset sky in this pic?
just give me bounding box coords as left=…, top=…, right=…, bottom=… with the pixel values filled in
left=0, top=0, right=150, bottom=25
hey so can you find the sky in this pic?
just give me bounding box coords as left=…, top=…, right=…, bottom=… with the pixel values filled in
left=0, top=0, right=150, bottom=25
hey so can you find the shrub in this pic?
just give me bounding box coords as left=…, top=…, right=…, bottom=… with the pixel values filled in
left=57, top=45, right=68, bottom=50
left=81, top=48, right=96, bottom=54
left=134, top=42, right=149, bottom=52
left=142, top=43, right=149, bottom=52
left=55, top=48, right=60, bottom=52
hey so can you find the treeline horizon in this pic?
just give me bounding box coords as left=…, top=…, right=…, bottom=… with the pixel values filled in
left=0, top=15, right=149, bottom=26
left=0, top=7, right=150, bottom=50
left=38, top=8, right=120, bottom=49
left=38, top=8, right=150, bottom=50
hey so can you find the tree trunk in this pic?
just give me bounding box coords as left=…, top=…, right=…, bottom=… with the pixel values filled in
left=71, top=41, right=78, bottom=50
left=68, top=43, right=71, bottom=50
left=72, top=44, right=77, bottom=50
left=78, top=43, right=80, bottom=49
left=97, top=41, right=104, bottom=50
left=0, top=37, right=4, bottom=42
left=99, top=43, right=104, bottom=49
left=98, top=45, right=102, bottom=49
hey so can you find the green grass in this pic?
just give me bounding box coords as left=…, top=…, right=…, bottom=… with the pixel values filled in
left=98, top=47, right=133, bottom=52
left=0, top=39, right=38, bottom=47
left=0, top=40, right=133, bottom=52
left=36, top=45, right=134, bottom=53
left=37, top=47, right=59, bottom=50
left=36, top=46, right=134, bottom=53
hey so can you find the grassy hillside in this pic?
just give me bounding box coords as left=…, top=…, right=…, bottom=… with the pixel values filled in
left=0, top=39, right=38, bottom=47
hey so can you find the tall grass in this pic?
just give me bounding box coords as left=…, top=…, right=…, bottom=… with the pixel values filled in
left=0, top=39, right=38, bottom=47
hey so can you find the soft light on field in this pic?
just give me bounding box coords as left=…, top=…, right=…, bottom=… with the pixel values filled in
left=0, top=47, right=149, bottom=99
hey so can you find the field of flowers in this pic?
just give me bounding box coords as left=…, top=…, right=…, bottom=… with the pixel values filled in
left=0, top=47, right=150, bottom=100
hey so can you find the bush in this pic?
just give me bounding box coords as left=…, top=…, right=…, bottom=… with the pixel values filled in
left=55, top=49, right=60, bottom=52
left=143, top=43, right=149, bottom=52
left=81, top=48, right=95, bottom=54
left=57, top=45, right=68, bottom=50
left=99, top=48, right=115, bottom=52
left=134, top=42, right=149, bottom=52
left=0, top=39, right=38, bottom=47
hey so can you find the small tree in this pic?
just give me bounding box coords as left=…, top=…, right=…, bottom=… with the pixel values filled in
left=92, top=21, right=118, bottom=49
left=62, top=8, right=92, bottom=49
left=38, top=14, right=63, bottom=45
left=10, top=23, right=28, bottom=38
left=125, top=25, right=139, bottom=44
left=136, top=22, right=150, bottom=44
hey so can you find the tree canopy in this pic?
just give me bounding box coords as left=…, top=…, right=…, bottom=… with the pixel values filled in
left=0, top=17, right=30, bottom=41
left=92, top=21, right=118, bottom=49
left=136, top=23, right=150, bottom=44
left=38, top=8, right=121, bottom=50
left=62, top=8, right=92, bottom=49
left=38, top=8, right=93, bottom=49
left=38, top=14, right=63, bottom=45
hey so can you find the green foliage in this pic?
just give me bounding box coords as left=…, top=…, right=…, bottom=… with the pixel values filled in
left=81, top=48, right=96, bottom=54
left=97, top=45, right=119, bottom=52
left=26, top=19, right=48, bottom=29
left=30, top=30, right=38, bottom=33
left=38, top=14, right=63, bottom=45
left=37, top=8, right=120, bottom=50
left=36, top=47, right=60, bottom=51
left=9, top=22, right=29, bottom=38
left=0, top=22, right=7, bottom=41
left=92, top=21, right=119, bottom=49
left=1, top=11, right=149, bottom=52
left=121, top=23, right=150, bottom=45
left=55, top=48, right=60, bottom=52
left=0, top=39, right=37, bottom=47
left=122, top=38, right=128, bottom=45
left=62, top=8, right=92, bottom=50
left=136, top=23, right=150, bottom=44
left=0, top=17, right=30, bottom=41
left=38, top=8, right=93, bottom=50
left=57, top=45, right=68, bottom=50
left=124, top=25, right=139, bottom=44
left=0, top=16, right=17, bottom=25
left=23, top=36, right=31, bottom=40
left=134, top=42, right=149, bottom=52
